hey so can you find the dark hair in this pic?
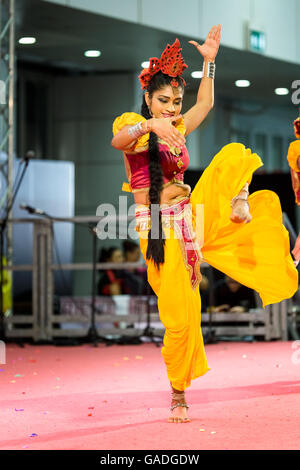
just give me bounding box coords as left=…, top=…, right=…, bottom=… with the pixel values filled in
left=295, top=118, right=300, bottom=137
left=140, top=71, right=184, bottom=269
left=122, top=240, right=139, bottom=253
left=98, top=246, right=119, bottom=263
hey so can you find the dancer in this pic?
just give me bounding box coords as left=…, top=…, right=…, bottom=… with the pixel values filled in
left=111, top=25, right=298, bottom=423
left=287, top=109, right=300, bottom=263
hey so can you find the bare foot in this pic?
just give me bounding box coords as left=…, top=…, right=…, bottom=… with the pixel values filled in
left=230, top=199, right=252, bottom=224
left=168, top=386, right=191, bottom=423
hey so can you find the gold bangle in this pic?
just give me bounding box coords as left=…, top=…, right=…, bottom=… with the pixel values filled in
left=141, top=120, right=149, bottom=134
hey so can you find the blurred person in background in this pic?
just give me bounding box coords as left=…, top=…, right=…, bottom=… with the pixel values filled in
left=122, top=240, right=144, bottom=294
left=287, top=109, right=300, bottom=264
left=212, top=275, right=256, bottom=312
left=97, top=246, right=126, bottom=295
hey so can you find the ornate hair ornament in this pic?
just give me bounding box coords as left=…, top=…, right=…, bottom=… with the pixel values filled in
left=138, top=38, right=188, bottom=90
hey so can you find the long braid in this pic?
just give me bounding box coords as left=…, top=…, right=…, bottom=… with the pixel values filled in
left=141, top=94, right=165, bottom=269
left=295, top=120, right=300, bottom=137
left=140, top=71, right=185, bottom=269
left=294, top=109, right=300, bottom=137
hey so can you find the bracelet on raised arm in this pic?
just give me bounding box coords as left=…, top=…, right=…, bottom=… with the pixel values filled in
left=203, top=61, right=216, bottom=79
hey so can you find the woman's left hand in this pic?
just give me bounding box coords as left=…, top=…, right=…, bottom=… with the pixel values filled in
left=189, top=24, right=221, bottom=61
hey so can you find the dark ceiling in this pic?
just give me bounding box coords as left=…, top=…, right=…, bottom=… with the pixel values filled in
left=15, top=0, right=300, bottom=108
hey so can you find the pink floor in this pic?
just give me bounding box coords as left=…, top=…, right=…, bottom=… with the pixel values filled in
left=0, top=340, right=300, bottom=450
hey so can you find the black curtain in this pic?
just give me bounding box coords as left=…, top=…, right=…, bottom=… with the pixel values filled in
left=185, top=169, right=296, bottom=229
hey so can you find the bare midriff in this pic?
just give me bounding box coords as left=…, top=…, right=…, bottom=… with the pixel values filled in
left=133, top=182, right=191, bottom=206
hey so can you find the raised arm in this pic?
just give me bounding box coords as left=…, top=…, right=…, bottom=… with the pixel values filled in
left=183, top=24, right=221, bottom=136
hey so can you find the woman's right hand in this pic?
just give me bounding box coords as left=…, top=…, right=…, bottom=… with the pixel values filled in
left=150, top=115, right=186, bottom=148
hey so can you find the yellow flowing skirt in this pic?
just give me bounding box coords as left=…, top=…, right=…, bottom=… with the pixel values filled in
left=136, top=143, right=298, bottom=391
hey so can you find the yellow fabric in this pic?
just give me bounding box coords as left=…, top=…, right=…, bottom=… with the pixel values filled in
left=122, top=182, right=132, bottom=192
left=287, top=140, right=300, bottom=172
left=138, top=223, right=209, bottom=391
left=136, top=142, right=298, bottom=391
left=112, top=112, right=186, bottom=150
left=1, top=256, right=12, bottom=314
left=190, top=142, right=298, bottom=308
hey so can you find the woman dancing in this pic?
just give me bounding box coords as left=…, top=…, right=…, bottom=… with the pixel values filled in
left=111, top=25, right=298, bottom=423
left=287, top=109, right=300, bottom=262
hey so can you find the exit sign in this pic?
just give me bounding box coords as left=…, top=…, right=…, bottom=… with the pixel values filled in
left=249, top=29, right=266, bottom=53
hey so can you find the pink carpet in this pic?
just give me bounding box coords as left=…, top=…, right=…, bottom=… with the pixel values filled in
left=0, top=340, right=300, bottom=450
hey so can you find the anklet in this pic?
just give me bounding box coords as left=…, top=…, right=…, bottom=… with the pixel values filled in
left=230, top=187, right=249, bottom=208
left=170, top=402, right=189, bottom=411
left=230, top=196, right=249, bottom=208
left=170, top=391, right=189, bottom=411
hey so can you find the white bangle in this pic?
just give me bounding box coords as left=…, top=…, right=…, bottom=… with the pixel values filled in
left=203, top=61, right=215, bottom=79
left=128, top=121, right=144, bottom=139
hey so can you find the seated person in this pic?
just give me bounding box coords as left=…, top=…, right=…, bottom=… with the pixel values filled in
left=212, top=275, right=256, bottom=312
left=97, top=246, right=126, bottom=295
left=122, top=240, right=149, bottom=295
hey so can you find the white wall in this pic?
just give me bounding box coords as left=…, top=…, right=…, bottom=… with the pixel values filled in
left=252, top=0, right=297, bottom=63
left=44, top=0, right=139, bottom=22
left=140, top=0, right=200, bottom=37
left=43, top=0, right=300, bottom=64
left=201, top=0, right=251, bottom=51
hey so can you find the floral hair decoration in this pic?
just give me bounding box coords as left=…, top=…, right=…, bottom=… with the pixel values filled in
left=138, top=38, right=188, bottom=90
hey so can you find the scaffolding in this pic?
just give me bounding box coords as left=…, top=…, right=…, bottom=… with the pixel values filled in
left=0, top=0, right=15, bottom=315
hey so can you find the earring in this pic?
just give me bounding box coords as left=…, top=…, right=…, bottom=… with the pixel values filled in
left=148, top=107, right=153, bottom=117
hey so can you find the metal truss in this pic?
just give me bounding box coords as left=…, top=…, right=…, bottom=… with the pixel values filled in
left=0, top=0, right=15, bottom=281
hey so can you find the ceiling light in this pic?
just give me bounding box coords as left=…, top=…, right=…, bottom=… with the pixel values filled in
left=274, top=88, right=289, bottom=95
left=84, top=50, right=101, bottom=57
left=18, top=37, right=36, bottom=45
left=235, top=80, right=250, bottom=87
left=141, top=61, right=150, bottom=68
left=191, top=71, right=203, bottom=78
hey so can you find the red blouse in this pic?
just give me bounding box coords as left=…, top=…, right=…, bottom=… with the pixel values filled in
left=123, top=142, right=189, bottom=192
